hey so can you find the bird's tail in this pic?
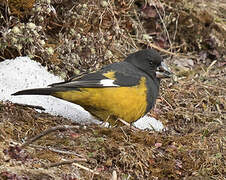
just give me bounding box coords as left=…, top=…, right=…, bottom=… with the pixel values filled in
left=12, top=88, right=57, bottom=96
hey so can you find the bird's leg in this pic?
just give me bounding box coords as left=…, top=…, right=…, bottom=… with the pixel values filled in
left=116, top=118, right=138, bottom=131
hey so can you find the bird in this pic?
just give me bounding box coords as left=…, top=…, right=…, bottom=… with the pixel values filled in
left=12, top=49, right=172, bottom=126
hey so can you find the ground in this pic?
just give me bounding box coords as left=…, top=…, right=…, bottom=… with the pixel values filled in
left=0, top=0, right=225, bottom=179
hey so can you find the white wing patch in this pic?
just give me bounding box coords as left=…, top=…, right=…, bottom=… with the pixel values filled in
left=100, top=79, right=118, bottom=87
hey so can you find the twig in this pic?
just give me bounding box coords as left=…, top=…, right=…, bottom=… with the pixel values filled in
left=120, top=127, right=129, bottom=142
left=160, top=96, right=174, bottom=110
left=152, top=0, right=173, bottom=50
left=30, top=145, right=85, bottom=158
left=206, top=60, right=217, bottom=74
left=48, top=147, right=85, bottom=158
left=133, top=8, right=146, bottom=35
left=46, top=158, right=87, bottom=168
left=73, top=162, right=99, bottom=175
left=173, top=13, right=180, bottom=42
left=148, top=43, right=180, bottom=56
left=21, top=125, right=80, bottom=148
left=138, top=38, right=197, bottom=58
left=138, top=40, right=179, bottom=56
left=199, top=84, right=226, bottom=91
left=0, top=55, right=6, bottom=60
left=111, top=170, right=117, bottom=180
left=117, top=118, right=138, bottom=131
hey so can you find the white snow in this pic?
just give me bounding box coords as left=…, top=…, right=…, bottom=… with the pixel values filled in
left=134, top=115, right=164, bottom=131
left=0, top=56, right=164, bottom=131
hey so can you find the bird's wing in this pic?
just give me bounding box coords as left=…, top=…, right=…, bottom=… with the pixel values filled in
left=49, top=66, right=142, bottom=89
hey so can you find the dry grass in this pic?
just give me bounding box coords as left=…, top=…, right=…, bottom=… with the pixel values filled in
left=0, top=0, right=225, bottom=179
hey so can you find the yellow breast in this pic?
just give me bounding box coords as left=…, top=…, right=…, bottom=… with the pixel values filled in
left=52, top=77, right=147, bottom=124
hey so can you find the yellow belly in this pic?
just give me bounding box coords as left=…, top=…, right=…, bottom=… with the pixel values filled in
left=52, top=77, right=147, bottom=125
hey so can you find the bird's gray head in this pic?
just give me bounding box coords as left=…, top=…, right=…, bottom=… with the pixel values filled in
left=125, top=49, right=171, bottom=79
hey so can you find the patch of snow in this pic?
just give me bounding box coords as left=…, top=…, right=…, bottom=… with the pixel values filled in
left=134, top=115, right=164, bottom=131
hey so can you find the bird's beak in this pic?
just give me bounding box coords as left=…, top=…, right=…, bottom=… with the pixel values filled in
left=156, top=61, right=172, bottom=78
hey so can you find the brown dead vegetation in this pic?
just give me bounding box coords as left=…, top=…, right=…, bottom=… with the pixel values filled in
left=0, top=0, right=225, bottom=179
